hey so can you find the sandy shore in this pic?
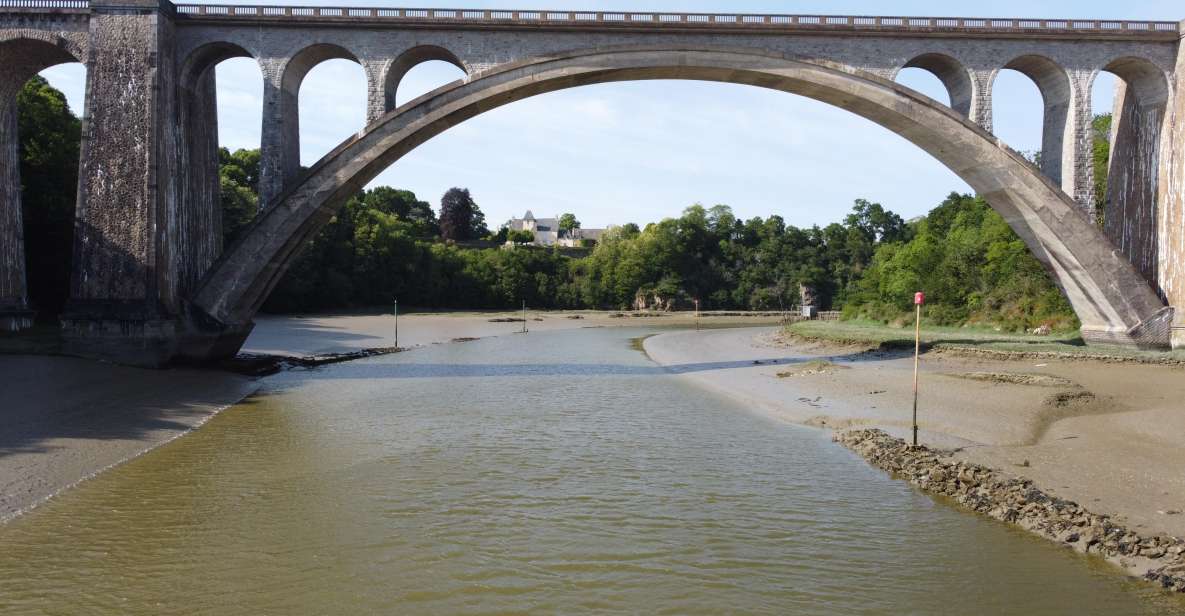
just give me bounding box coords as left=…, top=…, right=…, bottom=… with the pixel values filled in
left=243, top=310, right=782, bottom=356
left=644, top=327, right=1185, bottom=539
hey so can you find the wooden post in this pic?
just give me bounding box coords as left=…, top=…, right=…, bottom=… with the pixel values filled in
left=694, top=298, right=700, bottom=331
left=393, top=298, right=398, bottom=348
left=912, top=291, right=925, bottom=446
left=522, top=300, right=528, bottom=333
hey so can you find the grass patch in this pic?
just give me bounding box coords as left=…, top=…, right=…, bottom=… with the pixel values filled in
left=784, top=319, right=1185, bottom=364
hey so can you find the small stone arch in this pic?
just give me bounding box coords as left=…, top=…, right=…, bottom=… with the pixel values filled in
left=179, top=41, right=254, bottom=87
left=898, top=52, right=974, bottom=117
left=0, top=36, right=84, bottom=102
left=281, top=42, right=362, bottom=95
left=382, top=45, right=467, bottom=113
left=998, top=54, right=1072, bottom=185
left=1100, top=56, right=1170, bottom=109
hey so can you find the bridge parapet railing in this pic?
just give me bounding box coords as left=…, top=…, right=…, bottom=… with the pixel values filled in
left=169, top=6, right=1185, bottom=32
left=0, top=2, right=1177, bottom=36
left=168, top=5, right=1181, bottom=35
left=0, top=0, right=88, bottom=9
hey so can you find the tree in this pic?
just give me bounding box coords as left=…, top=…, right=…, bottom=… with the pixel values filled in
left=559, top=213, right=580, bottom=234
left=508, top=229, right=535, bottom=244
left=1091, top=113, right=1112, bottom=227
left=218, top=148, right=260, bottom=245
left=438, top=187, right=488, bottom=241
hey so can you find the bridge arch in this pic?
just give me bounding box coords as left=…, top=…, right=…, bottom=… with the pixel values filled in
left=896, top=53, right=974, bottom=117
left=996, top=54, right=1071, bottom=185
left=273, top=43, right=368, bottom=183
left=382, top=45, right=467, bottom=114
left=176, top=41, right=264, bottom=292
left=185, top=45, right=1172, bottom=358
left=0, top=37, right=86, bottom=329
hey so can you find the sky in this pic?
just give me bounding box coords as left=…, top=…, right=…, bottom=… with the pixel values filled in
left=37, top=0, right=1183, bottom=230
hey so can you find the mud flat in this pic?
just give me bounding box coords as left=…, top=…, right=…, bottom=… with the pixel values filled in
left=0, top=356, right=255, bottom=522
left=644, top=327, right=1185, bottom=586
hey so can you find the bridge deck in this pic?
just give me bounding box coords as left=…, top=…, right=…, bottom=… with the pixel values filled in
left=0, top=0, right=1178, bottom=40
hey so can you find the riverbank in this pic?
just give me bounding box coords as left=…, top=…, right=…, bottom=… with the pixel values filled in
left=643, top=326, right=1185, bottom=587
left=0, top=310, right=780, bottom=522
left=0, top=356, right=256, bottom=522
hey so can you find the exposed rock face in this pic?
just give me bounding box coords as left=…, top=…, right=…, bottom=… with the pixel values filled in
left=834, top=429, right=1185, bottom=594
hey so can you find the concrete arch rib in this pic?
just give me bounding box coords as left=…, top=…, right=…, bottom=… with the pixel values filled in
left=187, top=46, right=1172, bottom=359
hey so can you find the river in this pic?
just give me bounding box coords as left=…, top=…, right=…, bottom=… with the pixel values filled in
left=0, top=327, right=1181, bottom=614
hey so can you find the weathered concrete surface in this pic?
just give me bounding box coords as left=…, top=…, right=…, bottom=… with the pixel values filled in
left=1159, top=26, right=1185, bottom=349
left=190, top=47, right=1172, bottom=356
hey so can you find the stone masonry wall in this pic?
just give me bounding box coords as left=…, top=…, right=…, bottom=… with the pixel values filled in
left=70, top=8, right=165, bottom=313
left=1159, top=29, right=1185, bottom=348
left=1105, top=82, right=1164, bottom=289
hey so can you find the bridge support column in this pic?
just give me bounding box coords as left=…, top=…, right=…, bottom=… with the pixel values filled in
left=258, top=59, right=301, bottom=209
left=0, top=98, right=32, bottom=331
left=968, top=69, right=994, bottom=132
left=61, top=0, right=183, bottom=366
left=364, top=60, right=386, bottom=125
left=1064, top=71, right=1097, bottom=212
left=1159, top=27, right=1185, bottom=349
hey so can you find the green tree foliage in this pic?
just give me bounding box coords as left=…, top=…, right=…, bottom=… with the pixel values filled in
left=844, top=193, right=1077, bottom=331
left=216, top=154, right=1075, bottom=328
left=439, top=187, right=488, bottom=240
left=1091, top=113, right=1112, bottom=226
left=558, top=213, right=580, bottom=233
left=507, top=229, right=535, bottom=244
left=18, top=76, right=82, bottom=320
left=218, top=148, right=260, bottom=245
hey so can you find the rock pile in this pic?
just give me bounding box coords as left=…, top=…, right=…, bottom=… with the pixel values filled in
left=834, top=429, right=1185, bottom=593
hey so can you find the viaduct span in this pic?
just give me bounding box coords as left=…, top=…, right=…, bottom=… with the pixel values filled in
left=0, top=1, right=1183, bottom=364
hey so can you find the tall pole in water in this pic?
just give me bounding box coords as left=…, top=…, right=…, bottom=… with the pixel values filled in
left=912, top=291, right=925, bottom=446
left=522, top=300, right=528, bottom=334
left=694, top=298, right=700, bottom=331
left=393, top=298, right=398, bottom=348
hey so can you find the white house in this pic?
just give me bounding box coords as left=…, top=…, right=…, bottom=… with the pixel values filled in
left=503, top=210, right=606, bottom=247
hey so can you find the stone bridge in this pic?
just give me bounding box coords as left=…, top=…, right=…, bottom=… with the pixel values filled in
left=0, top=0, right=1183, bottom=364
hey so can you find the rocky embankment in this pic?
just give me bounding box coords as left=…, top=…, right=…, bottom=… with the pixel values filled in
left=835, top=429, right=1185, bottom=594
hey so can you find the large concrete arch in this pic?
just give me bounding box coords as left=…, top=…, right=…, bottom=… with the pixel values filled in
left=0, top=37, right=86, bottom=331
left=184, top=46, right=1173, bottom=359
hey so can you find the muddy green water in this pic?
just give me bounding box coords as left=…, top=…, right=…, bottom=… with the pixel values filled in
left=1, top=328, right=1182, bottom=615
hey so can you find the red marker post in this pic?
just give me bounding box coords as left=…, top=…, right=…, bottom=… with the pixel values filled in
left=911, top=291, right=925, bottom=446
